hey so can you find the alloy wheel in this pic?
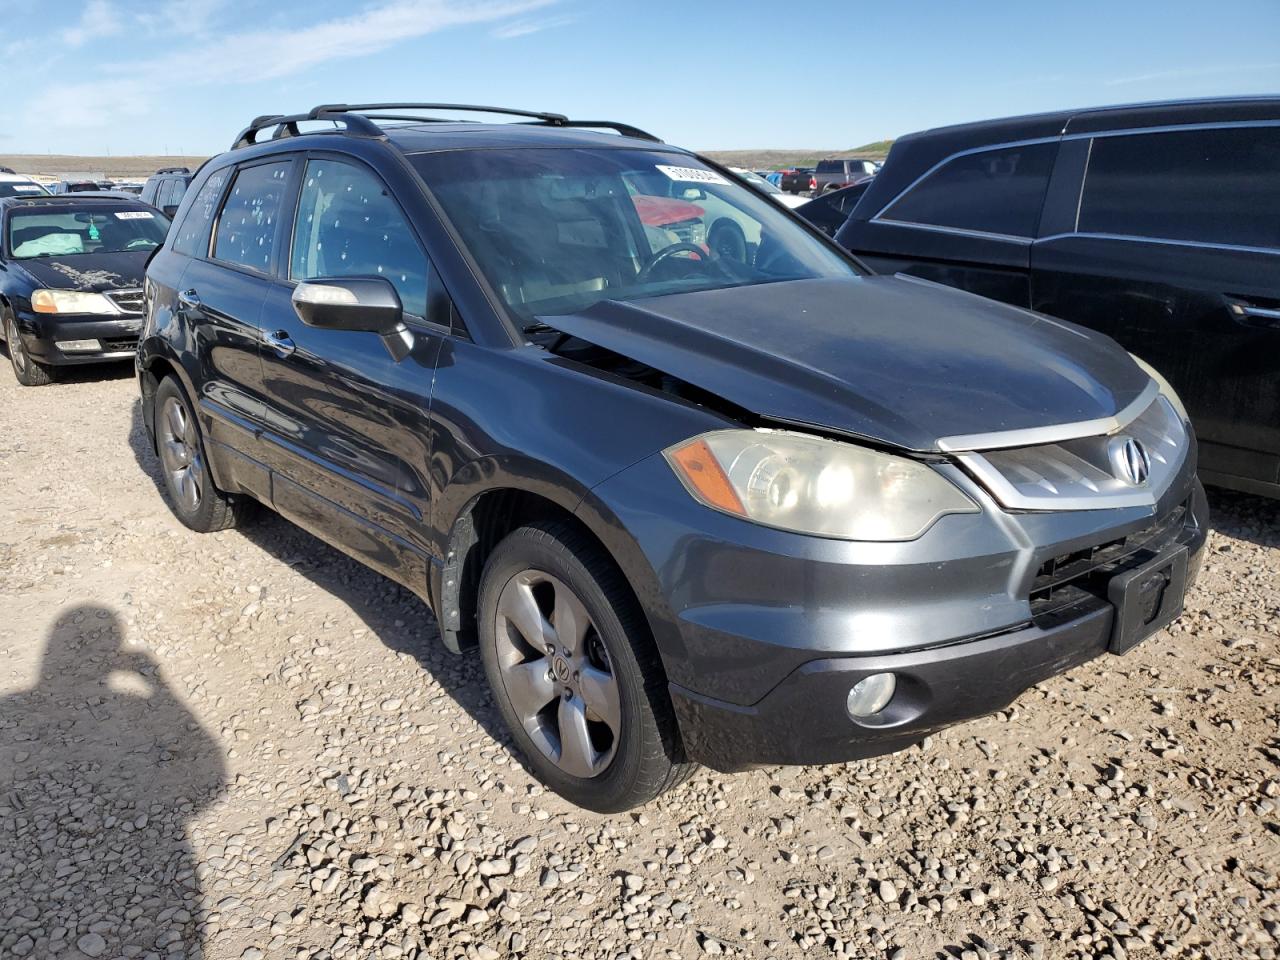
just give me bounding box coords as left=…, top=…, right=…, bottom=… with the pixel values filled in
left=158, top=395, right=204, bottom=513
left=494, top=569, right=621, bottom=778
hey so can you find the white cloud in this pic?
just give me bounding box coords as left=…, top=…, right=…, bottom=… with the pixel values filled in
left=492, top=13, right=577, bottom=39
left=61, top=0, right=122, bottom=47
left=1105, top=62, right=1280, bottom=86
left=30, top=0, right=558, bottom=131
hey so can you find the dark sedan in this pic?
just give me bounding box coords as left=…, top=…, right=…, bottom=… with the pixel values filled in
left=0, top=195, right=169, bottom=385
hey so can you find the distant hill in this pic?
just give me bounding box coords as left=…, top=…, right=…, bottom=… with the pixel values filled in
left=1, top=141, right=896, bottom=181
left=0, top=154, right=209, bottom=180
left=701, top=141, right=895, bottom=171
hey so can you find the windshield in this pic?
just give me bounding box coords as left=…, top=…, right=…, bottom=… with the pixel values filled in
left=7, top=203, right=170, bottom=259
left=411, top=148, right=857, bottom=323
left=736, top=171, right=783, bottom=195
left=0, top=181, right=49, bottom=198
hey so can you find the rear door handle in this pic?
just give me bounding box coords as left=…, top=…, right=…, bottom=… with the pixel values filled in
left=263, top=329, right=296, bottom=358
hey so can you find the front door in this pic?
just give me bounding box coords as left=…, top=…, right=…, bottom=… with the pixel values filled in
left=254, top=154, right=443, bottom=593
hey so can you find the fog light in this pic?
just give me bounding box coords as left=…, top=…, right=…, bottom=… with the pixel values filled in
left=55, top=339, right=100, bottom=352
left=847, top=672, right=896, bottom=718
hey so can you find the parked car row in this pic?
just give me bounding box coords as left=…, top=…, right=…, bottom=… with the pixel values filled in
left=3, top=97, right=1263, bottom=812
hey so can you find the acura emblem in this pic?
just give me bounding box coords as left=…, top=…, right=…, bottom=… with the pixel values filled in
left=1109, top=436, right=1151, bottom=486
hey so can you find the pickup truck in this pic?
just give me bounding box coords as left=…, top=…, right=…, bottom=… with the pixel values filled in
left=812, top=157, right=880, bottom=194
left=778, top=167, right=815, bottom=194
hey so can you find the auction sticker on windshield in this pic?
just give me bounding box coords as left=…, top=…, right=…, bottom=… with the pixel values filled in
left=114, top=211, right=154, bottom=219
left=656, top=165, right=729, bottom=185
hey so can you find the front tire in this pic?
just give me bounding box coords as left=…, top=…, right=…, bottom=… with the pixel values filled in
left=154, top=376, right=251, bottom=532
left=478, top=521, right=692, bottom=812
left=5, top=312, right=54, bottom=386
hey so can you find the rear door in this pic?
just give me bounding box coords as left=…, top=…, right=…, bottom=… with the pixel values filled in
left=1031, top=124, right=1280, bottom=492
left=254, top=153, right=443, bottom=590
left=841, top=140, right=1058, bottom=305
left=181, top=157, right=296, bottom=501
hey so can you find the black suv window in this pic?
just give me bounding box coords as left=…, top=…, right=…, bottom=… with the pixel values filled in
left=290, top=159, right=428, bottom=317
left=213, top=161, right=291, bottom=273
left=816, top=160, right=842, bottom=173
left=173, top=169, right=230, bottom=257
left=881, top=142, right=1057, bottom=238
left=1078, top=125, right=1280, bottom=250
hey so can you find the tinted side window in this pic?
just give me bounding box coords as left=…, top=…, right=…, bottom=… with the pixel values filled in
left=1079, top=126, right=1280, bottom=249
left=882, top=142, right=1057, bottom=237
left=289, top=159, right=428, bottom=317
left=172, top=168, right=230, bottom=257
left=213, top=161, right=291, bottom=273
left=171, top=179, right=189, bottom=206
left=816, top=160, right=841, bottom=173
left=156, top=180, right=176, bottom=210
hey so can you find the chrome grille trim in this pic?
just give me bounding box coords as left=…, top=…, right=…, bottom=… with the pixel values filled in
left=104, top=287, right=145, bottom=314
left=937, top=380, right=1159, bottom=452
left=958, top=394, right=1187, bottom=511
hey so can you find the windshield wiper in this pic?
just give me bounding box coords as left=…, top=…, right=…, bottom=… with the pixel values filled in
left=522, top=321, right=559, bottom=335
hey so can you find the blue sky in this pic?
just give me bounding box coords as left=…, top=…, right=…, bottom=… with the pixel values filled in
left=3, top=0, right=1278, bottom=156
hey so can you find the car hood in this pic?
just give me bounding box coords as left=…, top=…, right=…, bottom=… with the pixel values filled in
left=539, top=275, right=1151, bottom=453
left=16, top=251, right=148, bottom=291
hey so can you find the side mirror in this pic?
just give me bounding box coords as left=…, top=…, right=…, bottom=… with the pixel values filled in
left=291, top=277, right=412, bottom=360
left=163, top=205, right=178, bottom=218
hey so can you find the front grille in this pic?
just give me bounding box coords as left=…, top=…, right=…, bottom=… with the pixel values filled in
left=1028, top=501, right=1189, bottom=623
left=101, top=336, right=138, bottom=352
left=104, top=288, right=144, bottom=314
left=959, top=394, right=1187, bottom=511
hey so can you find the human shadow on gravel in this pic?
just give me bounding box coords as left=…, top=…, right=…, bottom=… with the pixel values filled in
left=0, top=604, right=226, bottom=960
left=125, top=404, right=518, bottom=766
left=1206, top=488, right=1280, bottom=549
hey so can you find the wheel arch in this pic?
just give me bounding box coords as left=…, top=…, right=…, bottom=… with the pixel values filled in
left=434, top=462, right=664, bottom=667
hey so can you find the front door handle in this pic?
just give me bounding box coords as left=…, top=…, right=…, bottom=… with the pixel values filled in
left=1229, top=299, right=1280, bottom=329
left=177, top=288, right=202, bottom=316
left=263, top=329, right=296, bottom=358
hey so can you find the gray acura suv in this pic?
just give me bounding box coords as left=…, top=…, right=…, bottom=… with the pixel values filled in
left=138, top=103, right=1205, bottom=811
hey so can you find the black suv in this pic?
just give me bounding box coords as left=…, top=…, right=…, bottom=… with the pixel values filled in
left=140, top=167, right=192, bottom=217
left=836, top=96, right=1280, bottom=499
left=138, top=103, right=1205, bottom=811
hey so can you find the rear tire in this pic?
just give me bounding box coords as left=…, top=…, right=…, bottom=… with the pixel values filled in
left=478, top=521, right=693, bottom=812
left=154, top=376, right=252, bottom=532
left=5, top=312, right=54, bottom=386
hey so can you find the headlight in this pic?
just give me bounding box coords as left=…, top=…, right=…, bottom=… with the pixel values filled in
left=664, top=429, right=978, bottom=541
left=1129, top=353, right=1189, bottom=423
left=31, top=289, right=120, bottom=315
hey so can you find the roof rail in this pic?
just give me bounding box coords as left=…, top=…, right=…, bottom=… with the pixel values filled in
left=232, top=102, right=661, bottom=149
left=231, top=109, right=386, bottom=149
left=155, top=166, right=191, bottom=175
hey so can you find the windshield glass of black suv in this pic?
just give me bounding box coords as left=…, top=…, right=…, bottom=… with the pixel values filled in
left=7, top=204, right=169, bottom=259
left=412, top=148, right=857, bottom=321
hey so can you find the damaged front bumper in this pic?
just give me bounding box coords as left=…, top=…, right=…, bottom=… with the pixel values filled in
left=582, top=441, right=1207, bottom=772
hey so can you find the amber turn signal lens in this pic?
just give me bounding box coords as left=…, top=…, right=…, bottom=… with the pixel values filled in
left=667, top=438, right=747, bottom=517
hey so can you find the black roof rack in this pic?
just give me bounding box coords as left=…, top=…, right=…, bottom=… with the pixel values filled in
left=232, top=102, right=661, bottom=149
left=154, top=166, right=191, bottom=175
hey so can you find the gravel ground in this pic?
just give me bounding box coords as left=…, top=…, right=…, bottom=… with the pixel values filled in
left=0, top=361, right=1277, bottom=960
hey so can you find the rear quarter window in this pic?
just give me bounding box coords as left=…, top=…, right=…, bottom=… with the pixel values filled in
left=1078, top=125, right=1280, bottom=250
left=172, top=169, right=230, bottom=257
left=880, top=142, right=1057, bottom=238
